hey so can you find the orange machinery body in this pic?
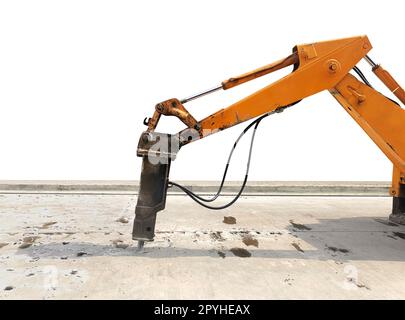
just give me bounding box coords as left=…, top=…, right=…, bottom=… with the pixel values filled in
left=134, top=36, right=405, bottom=242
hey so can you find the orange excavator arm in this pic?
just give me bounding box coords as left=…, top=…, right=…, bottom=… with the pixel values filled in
left=133, top=35, right=405, bottom=247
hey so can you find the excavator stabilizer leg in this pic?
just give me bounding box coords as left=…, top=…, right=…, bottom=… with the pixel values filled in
left=390, top=185, right=405, bottom=225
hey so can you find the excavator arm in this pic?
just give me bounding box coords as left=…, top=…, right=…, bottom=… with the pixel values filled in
left=133, top=35, right=405, bottom=247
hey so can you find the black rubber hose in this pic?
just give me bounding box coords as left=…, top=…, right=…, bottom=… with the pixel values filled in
left=168, top=113, right=267, bottom=210
left=353, top=66, right=373, bottom=88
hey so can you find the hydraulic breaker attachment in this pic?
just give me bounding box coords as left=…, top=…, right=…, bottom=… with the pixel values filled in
left=132, top=131, right=179, bottom=247
left=132, top=156, right=171, bottom=242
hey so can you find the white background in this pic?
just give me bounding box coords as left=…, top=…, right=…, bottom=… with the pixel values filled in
left=0, top=0, right=403, bottom=181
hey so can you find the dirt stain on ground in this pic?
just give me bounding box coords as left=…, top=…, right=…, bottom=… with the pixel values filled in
left=346, top=278, right=371, bottom=290
left=229, top=230, right=248, bottom=235
left=223, top=216, right=236, bottom=225
left=42, top=232, right=74, bottom=235
left=230, top=247, right=251, bottom=258
left=40, top=221, right=57, bottom=229
left=393, top=232, right=405, bottom=240
left=111, top=239, right=129, bottom=249
left=0, top=243, right=8, bottom=249
left=327, top=246, right=350, bottom=254
left=116, top=217, right=129, bottom=224
left=356, top=283, right=371, bottom=290
left=210, top=231, right=225, bottom=242
left=217, top=251, right=226, bottom=258
left=291, top=242, right=304, bottom=253
left=284, top=276, right=294, bottom=286
left=374, top=218, right=398, bottom=227
left=289, top=220, right=312, bottom=231
left=19, top=236, right=40, bottom=249
left=242, top=235, right=259, bottom=247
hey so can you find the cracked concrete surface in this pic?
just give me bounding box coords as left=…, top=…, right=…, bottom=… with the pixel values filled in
left=1, top=193, right=405, bottom=299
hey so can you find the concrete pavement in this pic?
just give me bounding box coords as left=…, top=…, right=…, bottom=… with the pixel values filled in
left=1, top=192, right=405, bottom=299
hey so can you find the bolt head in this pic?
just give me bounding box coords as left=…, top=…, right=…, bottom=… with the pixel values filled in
left=142, top=133, right=150, bottom=143
left=329, top=63, right=337, bottom=71
left=156, top=104, right=164, bottom=112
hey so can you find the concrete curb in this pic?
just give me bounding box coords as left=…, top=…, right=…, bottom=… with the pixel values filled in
left=0, top=180, right=391, bottom=196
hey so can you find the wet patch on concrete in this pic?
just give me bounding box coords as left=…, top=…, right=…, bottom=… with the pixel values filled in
left=223, top=216, right=236, bottom=225
left=289, top=220, right=312, bottom=231
left=374, top=219, right=398, bottom=227
left=230, top=248, right=251, bottom=258
left=19, top=236, right=40, bottom=249
left=291, top=242, right=304, bottom=253
left=242, top=234, right=259, bottom=247
left=393, top=232, right=405, bottom=240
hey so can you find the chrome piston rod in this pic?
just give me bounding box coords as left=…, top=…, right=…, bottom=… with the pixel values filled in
left=180, top=84, right=223, bottom=104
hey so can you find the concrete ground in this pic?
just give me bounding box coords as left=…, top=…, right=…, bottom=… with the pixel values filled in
left=1, top=192, right=405, bottom=299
